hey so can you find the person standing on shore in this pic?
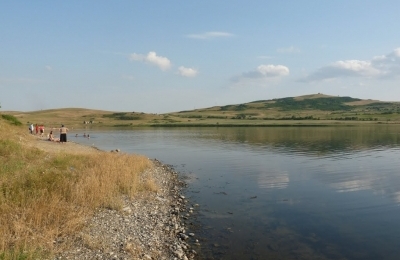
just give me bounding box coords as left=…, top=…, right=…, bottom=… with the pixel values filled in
left=29, top=123, right=34, bottom=134
left=59, top=124, right=69, bottom=143
left=39, top=125, right=44, bottom=137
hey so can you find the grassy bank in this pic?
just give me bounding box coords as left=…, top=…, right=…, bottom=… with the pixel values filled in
left=0, top=117, right=155, bottom=259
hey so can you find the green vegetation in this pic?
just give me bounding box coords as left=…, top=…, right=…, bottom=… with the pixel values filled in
left=1, top=114, right=22, bottom=126
left=220, top=104, right=248, bottom=111
left=263, top=115, right=317, bottom=120
left=103, top=112, right=142, bottom=120
left=262, top=96, right=360, bottom=111
left=178, top=115, right=203, bottom=118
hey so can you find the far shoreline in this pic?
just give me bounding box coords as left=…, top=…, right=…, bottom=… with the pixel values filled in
left=38, top=121, right=400, bottom=131
left=90, top=121, right=400, bottom=129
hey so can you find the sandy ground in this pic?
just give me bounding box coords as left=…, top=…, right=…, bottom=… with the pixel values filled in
left=25, top=135, right=101, bottom=154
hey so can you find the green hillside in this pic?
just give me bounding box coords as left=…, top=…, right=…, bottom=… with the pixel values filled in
left=4, top=94, right=400, bottom=127
left=170, top=94, right=400, bottom=125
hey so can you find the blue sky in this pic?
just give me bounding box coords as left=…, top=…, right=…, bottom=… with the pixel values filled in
left=1, top=1, right=400, bottom=113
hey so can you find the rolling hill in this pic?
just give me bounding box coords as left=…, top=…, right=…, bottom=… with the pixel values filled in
left=3, top=94, right=400, bottom=127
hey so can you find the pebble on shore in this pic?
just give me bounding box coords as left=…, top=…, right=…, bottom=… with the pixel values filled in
left=54, top=160, right=197, bottom=260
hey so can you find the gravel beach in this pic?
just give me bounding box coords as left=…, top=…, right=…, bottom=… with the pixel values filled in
left=30, top=138, right=199, bottom=260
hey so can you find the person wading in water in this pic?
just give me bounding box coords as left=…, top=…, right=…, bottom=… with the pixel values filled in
left=59, top=124, right=69, bottom=144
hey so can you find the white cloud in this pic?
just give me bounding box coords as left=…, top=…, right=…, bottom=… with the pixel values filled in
left=334, top=60, right=381, bottom=76
left=45, top=65, right=52, bottom=71
left=393, top=48, right=400, bottom=57
left=231, top=64, right=289, bottom=83
left=257, top=65, right=289, bottom=77
left=277, top=46, right=300, bottom=53
left=186, top=31, right=234, bottom=40
left=372, top=55, right=386, bottom=61
left=335, top=60, right=370, bottom=71
left=299, top=60, right=379, bottom=82
left=129, top=51, right=171, bottom=71
left=371, top=47, right=400, bottom=78
left=300, top=47, right=400, bottom=82
left=177, top=66, right=198, bottom=77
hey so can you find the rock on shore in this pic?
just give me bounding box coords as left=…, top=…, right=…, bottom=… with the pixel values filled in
left=54, top=159, right=197, bottom=260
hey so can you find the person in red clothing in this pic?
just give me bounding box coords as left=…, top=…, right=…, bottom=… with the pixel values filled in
left=35, top=124, right=38, bottom=135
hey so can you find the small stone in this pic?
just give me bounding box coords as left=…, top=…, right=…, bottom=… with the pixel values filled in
left=179, top=233, right=189, bottom=240
left=122, top=206, right=131, bottom=212
left=174, top=250, right=184, bottom=258
left=54, top=160, right=192, bottom=260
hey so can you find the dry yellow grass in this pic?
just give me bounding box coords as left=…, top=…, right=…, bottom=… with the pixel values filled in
left=6, top=108, right=162, bottom=129
left=344, top=99, right=380, bottom=106
left=0, top=117, right=154, bottom=259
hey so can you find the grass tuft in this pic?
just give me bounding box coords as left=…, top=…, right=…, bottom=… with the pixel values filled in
left=1, top=114, right=22, bottom=126
left=0, top=118, right=153, bottom=259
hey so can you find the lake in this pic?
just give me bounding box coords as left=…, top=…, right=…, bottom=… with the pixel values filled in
left=71, top=125, right=400, bottom=260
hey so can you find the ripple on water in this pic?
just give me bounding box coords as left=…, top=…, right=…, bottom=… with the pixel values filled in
left=71, top=127, right=400, bottom=259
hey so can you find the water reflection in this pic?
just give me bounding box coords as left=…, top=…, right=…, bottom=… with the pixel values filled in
left=195, top=125, right=400, bottom=155
left=71, top=126, right=400, bottom=259
left=331, top=179, right=372, bottom=193
left=257, top=171, right=289, bottom=190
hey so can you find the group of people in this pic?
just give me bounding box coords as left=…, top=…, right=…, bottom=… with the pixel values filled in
left=48, top=125, right=69, bottom=143
left=29, top=124, right=69, bottom=143
left=74, top=133, right=89, bottom=138
left=29, top=124, right=93, bottom=143
left=29, top=124, right=45, bottom=136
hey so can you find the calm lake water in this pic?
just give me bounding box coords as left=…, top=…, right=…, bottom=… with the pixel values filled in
left=71, top=126, right=400, bottom=260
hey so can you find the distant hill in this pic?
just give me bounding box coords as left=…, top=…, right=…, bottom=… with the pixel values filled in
left=170, top=94, right=400, bottom=124
left=4, top=94, right=400, bottom=127
left=184, top=94, right=391, bottom=113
